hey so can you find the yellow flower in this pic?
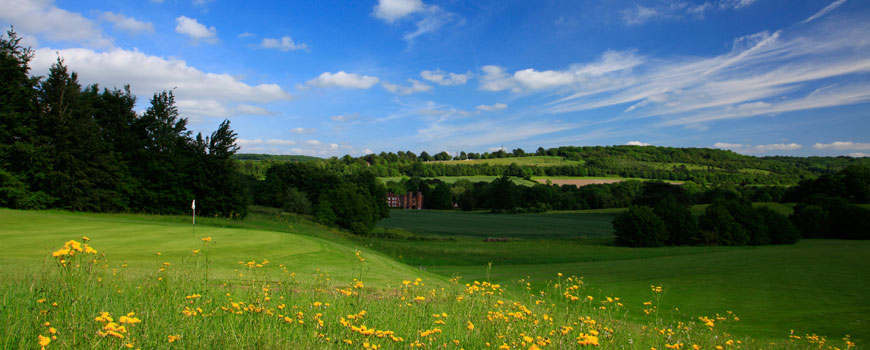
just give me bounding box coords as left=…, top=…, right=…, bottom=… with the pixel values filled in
left=201, top=237, right=212, bottom=242
left=168, top=335, right=180, bottom=343
left=38, top=335, right=51, bottom=346
left=466, top=321, right=474, bottom=330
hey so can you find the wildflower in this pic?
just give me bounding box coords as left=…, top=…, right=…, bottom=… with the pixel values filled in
left=38, top=335, right=51, bottom=347
left=466, top=321, right=474, bottom=330
left=168, top=335, right=180, bottom=343
left=202, top=237, right=212, bottom=242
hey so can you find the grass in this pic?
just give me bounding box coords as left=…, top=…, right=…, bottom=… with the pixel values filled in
left=0, top=208, right=437, bottom=286
left=373, top=209, right=869, bottom=344
left=377, top=210, right=616, bottom=239
left=4, top=209, right=843, bottom=350
left=0, top=207, right=864, bottom=349
left=436, top=156, right=584, bottom=167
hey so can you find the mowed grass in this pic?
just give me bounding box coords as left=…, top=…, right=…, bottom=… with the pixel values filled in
left=0, top=208, right=439, bottom=286
left=375, top=209, right=870, bottom=343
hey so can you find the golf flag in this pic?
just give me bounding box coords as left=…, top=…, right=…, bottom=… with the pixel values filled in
left=192, top=199, right=196, bottom=225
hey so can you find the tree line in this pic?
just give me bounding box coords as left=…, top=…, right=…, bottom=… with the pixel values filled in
left=237, top=144, right=870, bottom=186
left=253, top=162, right=388, bottom=235
left=0, top=29, right=247, bottom=217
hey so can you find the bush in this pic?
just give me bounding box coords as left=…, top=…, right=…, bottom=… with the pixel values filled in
left=698, top=204, right=749, bottom=245
left=281, top=187, right=312, bottom=215
left=757, top=207, right=800, bottom=244
left=613, top=205, right=668, bottom=247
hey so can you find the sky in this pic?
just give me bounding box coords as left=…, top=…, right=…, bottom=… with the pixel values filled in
left=2, top=0, right=869, bottom=158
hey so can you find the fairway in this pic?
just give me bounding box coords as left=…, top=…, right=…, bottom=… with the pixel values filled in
left=0, top=209, right=441, bottom=287
left=377, top=209, right=617, bottom=238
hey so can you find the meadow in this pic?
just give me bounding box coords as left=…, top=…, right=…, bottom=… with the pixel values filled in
left=0, top=208, right=864, bottom=349
left=374, top=209, right=869, bottom=343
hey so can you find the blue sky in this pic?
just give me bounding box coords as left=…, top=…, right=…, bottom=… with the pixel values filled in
left=2, top=0, right=869, bottom=157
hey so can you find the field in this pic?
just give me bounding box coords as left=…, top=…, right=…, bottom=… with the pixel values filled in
left=380, top=176, right=538, bottom=186
left=436, top=156, right=584, bottom=167
left=531, top=176, right=683, bottom=187
left=1, top=208, right=865, bottom=349
left=375, top=209, right=870, bottom=343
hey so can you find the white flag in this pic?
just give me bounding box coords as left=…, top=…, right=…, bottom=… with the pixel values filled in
left=192, top=199, right=196, bottom=210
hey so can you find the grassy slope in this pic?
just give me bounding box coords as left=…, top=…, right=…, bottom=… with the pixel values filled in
left=0, top=208, right=441, bottom=287
left=376, top=209, right=870, bottom=343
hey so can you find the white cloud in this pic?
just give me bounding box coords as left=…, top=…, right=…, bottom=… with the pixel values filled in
left=848, top=153, right=869, bottom=157
left=479, top=65, right=518, bottom=92
left=0, top=0, right=112, bottom=47
left=514, top=69, right=575, bottom=89
left=622, top=0, right=757, bottom=25
left=813, top=141, right=870, bottom=151
left=235, top=104, right=273, bottom=115
left=626, top=141, right=652, bottom=146
left=306, top=71, right=380, bottom=89
left=713, top=142, right=744, bottom=149
left=291, top=128, right=316, bottom=134
left=476, top=103, right=507, bottom=112
left=175, top=16, right=217, bottom=43
left=752, top=143, right=802, bottom=152
left=31, top=47, right=291, bottom=119
left=803, top=0, right=848, bottom=24
left=382, top=79, right=432, bottom=95
left=266, top=139, right=296, bottom=145
left=371, top=0, right=459, bottom=46
left=99, top=12, right=153, bottom=35
left=372, top=0, right=424, bottom=23
left=237, top=32, right=254, bottom=38
left=402, top=6, right=456, bottom=44
left=714, top=142, right=802, bottom=154
left=480, top=51, right=642, bottom=92
left=261, top=36, right=308, bottom=51
left=304, top=139, right=321, bottom=146
left=331, top=113, right=360, bottom=122
left=542, top=20, right=870, bottom=128
left=420, top=69, right=469, bottom=86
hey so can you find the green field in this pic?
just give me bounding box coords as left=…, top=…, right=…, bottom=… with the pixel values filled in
left=0, top=208, right=437, bottom=286
left=377, top=210, right=616, bottom=239
left=1, top=207, right=866, bottom=348
left=380, top=175, right=538, bottom=186
left=436, top=155, right=584, bottom=167
left=374, top=209, right=870, bottom=343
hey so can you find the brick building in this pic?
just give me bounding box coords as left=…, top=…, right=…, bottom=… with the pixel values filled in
left=386, top=191, right=423, bottom=209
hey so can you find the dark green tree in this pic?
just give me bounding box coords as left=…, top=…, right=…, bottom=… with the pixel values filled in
left=612, top=205, right=667, bottom=247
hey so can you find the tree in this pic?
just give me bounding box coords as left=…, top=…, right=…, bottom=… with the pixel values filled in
left=653, top=195, right=698, bottom=245
left=612, top=205, right=668, bottom=247
left=0, top=28, right=51, bottom=208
